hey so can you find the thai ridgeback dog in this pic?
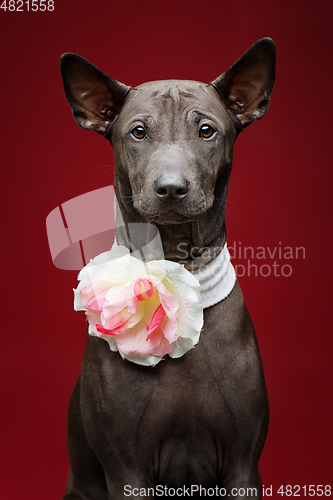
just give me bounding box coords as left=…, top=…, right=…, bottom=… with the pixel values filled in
left=60, top=38, right=275, bottom=499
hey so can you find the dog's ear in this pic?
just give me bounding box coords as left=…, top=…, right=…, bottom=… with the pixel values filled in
left=60, top=53, right=130, bottom=135
left=211, top=38, right=276, bottom=130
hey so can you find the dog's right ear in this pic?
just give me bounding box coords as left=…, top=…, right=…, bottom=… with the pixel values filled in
left=60, top=53, right=130, bottom=135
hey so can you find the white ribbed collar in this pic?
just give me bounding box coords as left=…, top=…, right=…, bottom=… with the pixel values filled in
left=192, top=244, right=236, bottom=309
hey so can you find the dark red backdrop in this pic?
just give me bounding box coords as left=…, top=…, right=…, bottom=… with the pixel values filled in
left=1, top=1, right=332, bottom=498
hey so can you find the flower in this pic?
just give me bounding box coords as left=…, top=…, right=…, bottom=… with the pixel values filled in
left=74, top=244, right=203, bottom=366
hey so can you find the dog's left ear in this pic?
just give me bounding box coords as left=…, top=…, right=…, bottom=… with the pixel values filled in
left=60, top=53, right=130, bottom=135
left=211, top=38, right=276, bottom=129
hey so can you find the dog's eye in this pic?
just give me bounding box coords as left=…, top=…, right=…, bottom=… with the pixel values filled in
left=131, top=126, right=146, bottom=140
left=199, top=124, right=216, bottom=139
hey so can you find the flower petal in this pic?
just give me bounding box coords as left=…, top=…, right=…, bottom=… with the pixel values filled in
left=169, top=332, right=200, bottom=358
left=118, top=351, right=163, bottom=367
left=134, top=277, right=154, bottom=301
left=160, top=315, right=179, bottom=344
left=87, top=288, right=109, bottom=312
left=102, top=304, right=144, bottom=333
left=116, top=321, right=172, bottom=356
left=146, top=304, right=166, bottom=340
left=100, top=309, right=130, bottom=332
left=104, top=285, right=139, bottom=317
left=77, top=280, right=117, bottom=310
left=96, top=324, right=118, bottom=335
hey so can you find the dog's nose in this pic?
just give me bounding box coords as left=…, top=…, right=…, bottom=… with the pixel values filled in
left=154, top=174, right=190, bottom=201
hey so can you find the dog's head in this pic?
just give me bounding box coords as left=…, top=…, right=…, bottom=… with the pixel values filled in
left=60, top=39, right=275, bottom=231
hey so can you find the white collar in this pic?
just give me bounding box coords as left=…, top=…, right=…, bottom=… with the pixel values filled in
left=192, top=244, right=236, bottom=309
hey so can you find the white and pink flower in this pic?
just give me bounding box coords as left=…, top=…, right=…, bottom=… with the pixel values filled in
left=74, top=245, right=203, bottom=366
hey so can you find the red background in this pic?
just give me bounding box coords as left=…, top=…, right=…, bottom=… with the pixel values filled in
left=1, top=1, right=332, bottom=498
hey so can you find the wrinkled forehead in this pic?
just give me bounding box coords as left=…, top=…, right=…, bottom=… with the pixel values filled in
left=136, top=79, right=211, bottom=100
left=119, top=80, right=230, bottom=122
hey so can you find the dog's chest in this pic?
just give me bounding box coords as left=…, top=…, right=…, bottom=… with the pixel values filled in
left=80, top=314, right=236, bottom=479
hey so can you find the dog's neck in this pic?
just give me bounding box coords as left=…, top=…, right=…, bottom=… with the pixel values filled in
left=154, top=216, right=226, bottom=271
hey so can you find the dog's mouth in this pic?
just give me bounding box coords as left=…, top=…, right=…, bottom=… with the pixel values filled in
left=138, top=202, right=211, bottom=225
left=147, top=210, right=203, bottom=225
left=132, top=189, right=214, bottom=225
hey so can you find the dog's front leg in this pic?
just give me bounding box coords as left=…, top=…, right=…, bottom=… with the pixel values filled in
left=104, top=479, right=156, bottom=500
left=220, top=468, right=263, bottom=500
left=63, top=376, right=109, bottom=500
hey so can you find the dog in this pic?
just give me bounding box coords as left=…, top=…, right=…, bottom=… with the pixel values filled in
left=60, top=38, right=276, bottom=499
